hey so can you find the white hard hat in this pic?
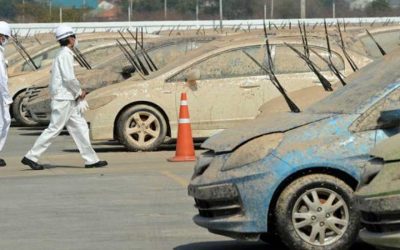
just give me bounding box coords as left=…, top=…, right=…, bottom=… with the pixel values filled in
left=55, top=25, right=75, bottom=41
left=0, top=21, right=11, bottom=37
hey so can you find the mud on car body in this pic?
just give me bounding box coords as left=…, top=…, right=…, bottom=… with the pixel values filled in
left=356, top=134, right=400, bottom=249
left=188, top=48, right=400, bottom=250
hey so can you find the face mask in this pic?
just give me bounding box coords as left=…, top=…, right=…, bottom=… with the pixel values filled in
left=74, top=38, right=79, bottom=48
left=0, top=37, right=7, bottom=46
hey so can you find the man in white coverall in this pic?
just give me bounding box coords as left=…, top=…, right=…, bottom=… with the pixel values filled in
left=21, top=25, right=107, bottom=170
left=0, top=21, right=12, bottom=167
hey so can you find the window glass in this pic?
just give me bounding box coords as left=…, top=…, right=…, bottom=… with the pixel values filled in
left=20, top=41, right=96, bottom=72
left=84, top=45, right=123, bottom=67
left=360, top=30, right=400, bottom=59
left=167, top=45, right=266, bottom=82
left=350, top=88, right=400, bottom=132
left=274, top=45, right=344, bottom=74
left=148, top=41, right=208, bottom=69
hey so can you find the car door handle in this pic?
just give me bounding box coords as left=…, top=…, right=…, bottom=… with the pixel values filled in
left=240, top=83, right=260, bottom=89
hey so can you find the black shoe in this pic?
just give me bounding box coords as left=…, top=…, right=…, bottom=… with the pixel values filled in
left=85, top=160, right=108, bottom=168
left=0, top=159, right=6, bottom=167
left=21, top=157, right=44, bottom=170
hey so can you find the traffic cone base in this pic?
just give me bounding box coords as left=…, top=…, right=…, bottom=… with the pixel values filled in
left=168, top=155, right=196, bottom=162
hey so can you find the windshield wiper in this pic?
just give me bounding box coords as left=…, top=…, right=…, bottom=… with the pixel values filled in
left=12, top=35, right=39, bottom=71
left=244, top=21, right=300, bottom=113
left=337, top=21, right=358, bottom=72
left=293, top=22, right=333, bottom=91
left=72, top=47, right=92, bottom=70
left=116, top=39, right=146, bottom=80
left=317, top=19, right=347, bottom=86
left=118, top=31, right=150, bottom=76
left=366, top=29, right=386, bottom=56
left=127, top=28, right=158, bottom=71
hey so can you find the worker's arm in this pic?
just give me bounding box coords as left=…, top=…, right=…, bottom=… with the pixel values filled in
left=0, top=53, right=12, bottom=104
left=59, top=53, right=83, bottom=99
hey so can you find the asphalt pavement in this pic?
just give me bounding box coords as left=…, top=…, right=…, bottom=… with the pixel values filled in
left=0, top=126, right=376, bottom=250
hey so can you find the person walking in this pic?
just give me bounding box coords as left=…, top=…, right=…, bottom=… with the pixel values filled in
left=0, top=21, right=13, bottom=167
left=21, top=25, right=107, bottom=170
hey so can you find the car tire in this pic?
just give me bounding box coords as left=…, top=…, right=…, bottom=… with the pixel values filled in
left=117, top=105, right=167, bottom=151
left=275, top=174, right=360, bottom=250
left=12, top=91, right=38, bottom=126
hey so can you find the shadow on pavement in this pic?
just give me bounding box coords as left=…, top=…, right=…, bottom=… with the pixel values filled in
left=16, top=126, right=47, bottom=131
left=63, top=142, right=203, bottom=153
left=174, top=241, right=274, bottom=250
left=42, top=164, right=85, bottom=169
left=174, top=240, right=376, bottom=250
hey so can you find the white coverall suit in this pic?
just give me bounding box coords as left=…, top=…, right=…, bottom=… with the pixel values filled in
left=25, top=47, right=99, bottom=165
left=0, top=45, right=12, bottom=152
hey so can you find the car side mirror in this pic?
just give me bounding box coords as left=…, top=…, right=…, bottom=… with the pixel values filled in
left=378, top=108, right=400, bottom=128
left=185, top=69, right=200, bottom=85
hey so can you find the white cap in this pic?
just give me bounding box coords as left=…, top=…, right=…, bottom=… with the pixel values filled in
left=0, top=21, right=11, bottom=37
left=55, top=25, right=75, bottom=41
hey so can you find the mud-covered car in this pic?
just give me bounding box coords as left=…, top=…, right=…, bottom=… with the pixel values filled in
left=83, top=36, right=369, bottom=151
left=356, top=134, right=400, bottom=249
left=23, top=37, right=215, bottom=125
left=188, top=48, right=400, bottom=250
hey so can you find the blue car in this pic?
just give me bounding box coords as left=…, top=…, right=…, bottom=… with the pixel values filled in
left=188, top=49, right=400, bottom=250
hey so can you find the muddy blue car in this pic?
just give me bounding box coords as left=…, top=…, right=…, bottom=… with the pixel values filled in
left=188, top=49, right=400, bottom=250
left=356, top=134, right=400, bottom=249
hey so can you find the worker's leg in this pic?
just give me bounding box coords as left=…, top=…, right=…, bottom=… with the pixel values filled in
left=65, top=105, right=99, bottom=165
left=0, top=102, right=11, bottom=152
left=25, top=100, right=73, bottom=162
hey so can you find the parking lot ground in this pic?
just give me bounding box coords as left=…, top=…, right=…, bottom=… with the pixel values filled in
left=0, top=126, right=376, bottom=250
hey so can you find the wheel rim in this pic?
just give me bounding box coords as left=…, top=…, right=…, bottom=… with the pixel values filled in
left=125, top=111, right=161, bottom=148
left=292, top=188, right=349, bottom=246
left=19, top=97, right=33, bottom=122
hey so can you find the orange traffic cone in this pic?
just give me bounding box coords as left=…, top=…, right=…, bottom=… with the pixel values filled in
left=168, top=92, right=196, bottom=162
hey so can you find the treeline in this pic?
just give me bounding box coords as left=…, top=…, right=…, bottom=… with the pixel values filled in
left=0, top=0, right=398, bottom=23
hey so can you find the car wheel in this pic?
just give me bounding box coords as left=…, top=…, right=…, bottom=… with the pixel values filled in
left=12, top=91, right=38, bottom=126
left=117, top=105, right=167, bottom=151
left=275, top=174, right=360, bottom=250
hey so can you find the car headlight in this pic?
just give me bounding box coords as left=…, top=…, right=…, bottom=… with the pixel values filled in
left=192, top=151, right=215, bottom=179
left=87, top=95, right=116, bottom=110
left=222, top=133, right=283, bottom=171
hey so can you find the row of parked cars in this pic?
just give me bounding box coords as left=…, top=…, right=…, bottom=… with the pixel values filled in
left=6, top=24, right=400, bottom=249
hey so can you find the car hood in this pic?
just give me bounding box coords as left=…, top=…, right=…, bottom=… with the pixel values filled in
left=201, top=112, right=335, bottom=153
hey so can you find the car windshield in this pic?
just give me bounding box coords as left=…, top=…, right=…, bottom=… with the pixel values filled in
left=360, top=29, right=400, bottom=59
left=307, top=48, right=400, bottom=114
left=144, top=41, right=225, bottom=80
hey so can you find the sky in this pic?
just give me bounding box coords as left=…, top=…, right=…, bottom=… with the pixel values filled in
left=52, top=0, right=98, bottom=8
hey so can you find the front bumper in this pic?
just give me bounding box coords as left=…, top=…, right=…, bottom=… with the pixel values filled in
left=188, top=182, right=262, bottom=240
left=358, top=194, right=400, bottom=248
left=359, top=229, right=400, bottom=248
left=188, top=155, right=288, bottom=238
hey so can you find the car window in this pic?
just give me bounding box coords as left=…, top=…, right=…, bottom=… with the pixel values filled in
left=21, top=47, right=58, bottom=72
left=20, top=41, right=96, bottom=72
left=350, top=87, right=400, bottom=132
left=148, top=41, right=208, bottom=69
left=166, top=45, right=266, bottom=82
left=84, top=45, right=124, bottom=67
left=274, top=45, right=345, bottom=74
